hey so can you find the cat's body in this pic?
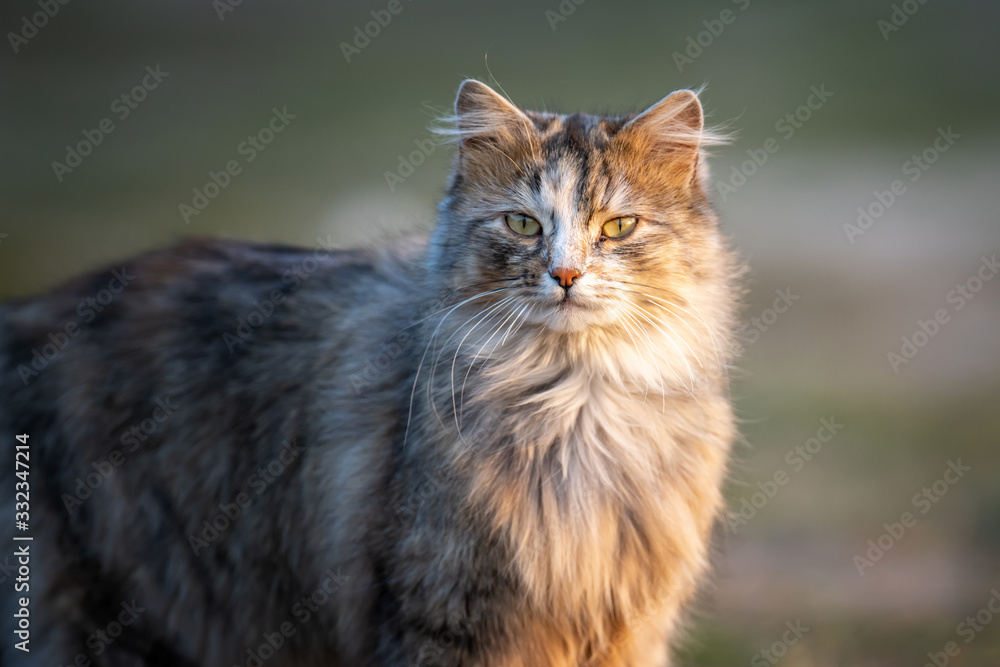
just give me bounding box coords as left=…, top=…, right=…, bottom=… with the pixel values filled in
left=1, top=82, right=739, bottom=666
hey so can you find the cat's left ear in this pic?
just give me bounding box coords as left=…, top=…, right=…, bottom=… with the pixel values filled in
left=445, top=79, right=537, bottom=178
left=617, top=90, right=717, bottom=191
left=452, top=79, right=535, bottom=149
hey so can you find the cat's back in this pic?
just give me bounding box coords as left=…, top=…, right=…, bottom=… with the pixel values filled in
left=0, top=236, right=420, bottom=493
left=0, top=237, right=416, bottom=402
left=0, top=238, right=419, bottom=666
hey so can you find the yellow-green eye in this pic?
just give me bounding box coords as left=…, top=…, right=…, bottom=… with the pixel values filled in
left=602, top=216, right=637, bottom=239
left=505, top=213, right=542, bottom=237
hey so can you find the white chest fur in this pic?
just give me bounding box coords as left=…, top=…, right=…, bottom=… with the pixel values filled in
left=452, top=340, right=726, bottom=630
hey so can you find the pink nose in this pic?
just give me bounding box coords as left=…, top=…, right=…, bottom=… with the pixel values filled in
left=550, top=267, right=581, bottom=288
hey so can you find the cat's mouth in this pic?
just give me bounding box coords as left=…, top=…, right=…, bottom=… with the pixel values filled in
left=534, top=292, right=609, bottom=332
left=553, top=292, right=595, bottom=313
left=557, top=294, right=582, bottom=308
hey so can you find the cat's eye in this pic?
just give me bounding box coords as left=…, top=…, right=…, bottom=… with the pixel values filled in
left=505, top=213, right=542, bottom=237
left=601, top=216, right=638, bottom=239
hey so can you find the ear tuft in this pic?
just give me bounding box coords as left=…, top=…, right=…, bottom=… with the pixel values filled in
left=455, top=80, right=515, bottom=118
left=625, top=89, right=727, bottom=149
left=433, top=79, right=535, bottom=147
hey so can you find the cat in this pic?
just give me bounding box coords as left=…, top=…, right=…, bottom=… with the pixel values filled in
left=0, top=80, right=740, bottom=666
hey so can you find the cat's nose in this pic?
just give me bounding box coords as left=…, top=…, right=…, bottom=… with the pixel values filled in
left=550, top=267, right=582, bottom=289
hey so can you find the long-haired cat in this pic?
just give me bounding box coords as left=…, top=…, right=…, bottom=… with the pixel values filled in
left=0, top=80, right=740, bottom=666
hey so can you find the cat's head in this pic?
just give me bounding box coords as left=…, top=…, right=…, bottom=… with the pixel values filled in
left=428, top=80, right=736, bottom=377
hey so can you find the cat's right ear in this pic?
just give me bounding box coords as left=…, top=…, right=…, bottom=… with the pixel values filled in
left=615, top=89, right=728, bottom=193
left=449, top=79, right=536, bottom=151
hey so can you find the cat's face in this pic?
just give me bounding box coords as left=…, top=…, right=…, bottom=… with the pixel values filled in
left=432, top=81, right=729, bottom=343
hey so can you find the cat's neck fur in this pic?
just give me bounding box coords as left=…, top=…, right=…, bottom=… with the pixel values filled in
left=412, top=297, right=732, bottom=643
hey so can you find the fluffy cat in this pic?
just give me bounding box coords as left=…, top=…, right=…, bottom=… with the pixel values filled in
left=0, top=80, right=740, bottom=666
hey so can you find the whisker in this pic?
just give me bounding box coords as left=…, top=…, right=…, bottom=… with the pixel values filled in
left=399, top=278, right=520, bottom=332
left=620, top=302, right=693, bottom=406
left=501, top=303, right=533, bottom=346
left=632, top=301, right=705, bottom=369
left=615, top=311, right=653, bottom=403
left=447, top=296, right=517, bottom=436
left=457, top=302, right=530, bottom=428
left=403, top=287, right=513, bottom=447
left=616, top=280, right=725, bottom=373
left=624, top=302, right=704, bottom=374
left=618, top=280, right=721, bottom=338
left=625, top=308, right=673, bottom=402
left=431, top=294, right=516, bottom=385
left=427, top=294, right=518, bottom=428
left=608, top=319, right=645, bottom=399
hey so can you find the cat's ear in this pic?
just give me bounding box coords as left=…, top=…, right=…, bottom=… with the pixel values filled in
left=451, top=79, right=536, bottom=152
left=617, top=90, right=722, bottom=191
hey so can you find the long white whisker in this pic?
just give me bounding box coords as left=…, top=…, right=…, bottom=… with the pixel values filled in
left=458, top=303, right=534, bottom=424
left=501, top=303, right=532, bottom=346
left=397, top=280, right=520, bottom=332
left=446, top=296, right=518, bottom=439
left=623, top=302, right=702, bottom=384
left=629, top=301, right=704, bottom=370
left=639, top=292, right=722, bottom=369
left=431, top=294, right=516, bottom=387
left=452, top=298, right=513, bottom=431
left=626, top=308, right=673, bottom=403
left=403, top=287, right=511, bottom=447
left=428, top=295, right=516, bottom=428
left=621, top=303, right=693, bottom=407
left=618, top=280, right=726, bottom=372
left=615, top=312, right=653, bottom=403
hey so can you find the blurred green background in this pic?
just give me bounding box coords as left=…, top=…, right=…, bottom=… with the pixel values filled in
left=2, top=0, right=999, bottom=664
